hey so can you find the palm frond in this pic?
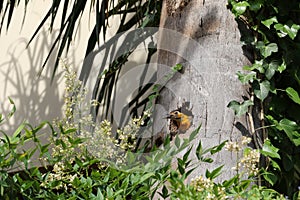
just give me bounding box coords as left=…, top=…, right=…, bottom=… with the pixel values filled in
left=1, top=0, right=163, bottom=124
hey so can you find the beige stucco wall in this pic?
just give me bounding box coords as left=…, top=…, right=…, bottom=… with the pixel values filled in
left=0, top=1, right=96, bottom=133
left=0, top=1, right=154, bottom=134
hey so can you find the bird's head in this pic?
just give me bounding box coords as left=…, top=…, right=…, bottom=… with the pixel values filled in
left=166, top=110, right=184, bottom=121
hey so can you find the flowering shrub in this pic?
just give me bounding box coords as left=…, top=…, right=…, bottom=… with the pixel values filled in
left=0, top=64, right=289, bottom=199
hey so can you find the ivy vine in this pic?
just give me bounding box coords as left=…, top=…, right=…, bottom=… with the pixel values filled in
left=228, top=0, right=300, bottom=198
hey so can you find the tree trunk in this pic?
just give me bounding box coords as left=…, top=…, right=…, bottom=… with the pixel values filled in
left=154, top=0, right=250, bottom=181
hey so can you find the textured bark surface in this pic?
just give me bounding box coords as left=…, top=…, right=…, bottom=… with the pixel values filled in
left=154, top=0, right=251, bottom=181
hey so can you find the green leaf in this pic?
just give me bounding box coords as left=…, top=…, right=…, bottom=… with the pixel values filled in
left=106, top=186, right=113, bottom=198
left=62, top=128, right=77, bottom=135
left=159, top=185, right=169, bottom=198
left=183, top=147, right=192, bottom=163
left=139, top=173, right=155, bottom=184
left=8, top=97, right=16, bottom=118
left=249, top=0, right=263, bottom=12
left=196, top=141, right=203, bottom=160
left=237, top=71, right=256, bottom=84
left=40, top=143, right=50, bottom=155
left=222, top=176, right=238, bottom=187
left=262, top=171, right=278, bottom=186
left=253, top=80, right=270, bottom=101
left=205, top=165, right=223, bottom=179
left=21, top=180, right=34, bottom=191
left=274, top=24, right=286, bottom=37
left=177, top=158, right=185, bottom=175
left=262, top=16, right=278, bottom=28
left=282, top=154, right=293, bottom=171
left=286, top=87, right=300, bottom=105
left=210, top=140, right=227, bottom=155
left=265, top=61, right=279, bottom=80
left=96, top=188, right=104, bottom=200
left=274, top=21, right=300, bottom=40
left=270, top=158, right=281, bottom=171
left=278, top=119, right=300, bottom=146
left=243, top=60, right=264, bottom=73
left=227, top=100, right=254, bottom=117
left=256, top=42, right=278, bottom=58
left=175, top=136, right=180, bottom=148
left=233, top=1, right=250, bottom=16
left=12, top=122, right=26, bottom=138
left=201, top=157, right=213, bottom=163
left=278, top=60, right=286, bottom=73
left=260, top=139, right=280, bottom=159
left=189, top=126, right=200, bottom=141
left=172, top=64, right=182, bottom=72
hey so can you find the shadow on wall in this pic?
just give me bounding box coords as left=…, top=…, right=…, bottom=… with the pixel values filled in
left=0, top=28, right=69, bottom=134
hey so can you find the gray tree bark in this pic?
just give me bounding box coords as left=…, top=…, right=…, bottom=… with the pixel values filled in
left=154, top=0, right=250, bottom=181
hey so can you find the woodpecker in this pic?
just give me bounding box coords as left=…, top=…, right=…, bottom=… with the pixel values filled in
left=167, top=102, right=193, bottom=139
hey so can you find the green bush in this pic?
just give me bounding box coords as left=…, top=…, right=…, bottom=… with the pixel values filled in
left=0, top=65, right=287, bottom=199
left=228, top=0, right=300, bottom=198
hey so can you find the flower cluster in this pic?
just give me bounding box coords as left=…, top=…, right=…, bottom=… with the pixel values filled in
left=224, top=141, right=240, bottom=152
left=240, top=148, right=260, bottom=176
left=41, top=63, right=150, bottom=189
left=225, top=136, right=260, bottom=177
left=190, top=176, right=226, bottom=199
left=40, top=161, right=78, bottom=190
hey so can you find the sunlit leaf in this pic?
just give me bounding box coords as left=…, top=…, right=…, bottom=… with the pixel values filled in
left=262, top=16, right=278, bottom=28
left=286, top=87, right=300, bottom=105
left=227, top=100, right=254, bottom=117
left=243, top=60, right=264, bottom=73
left=265, top=61, right=279, bottom=80
left=205, top=165, right=223, bottom=179
left=256, top=42, right=278, bottom=58
left=210, top=140, right=227, bottom=155
left=278, top=119, right=300, bottom=146
left=260, top=139, right=280, bottom=159
left=253, top=80, right=270, bottom=101
left=189, top=126, right=200, bottom=141
left=249, top=0, right=263, bottom=12
left=233, top=1, right=250, bottom=16
left=237, top=71, right=256, bottom=84
left=262, top=171, right=278, bottom=186
left=274, top=21, right=300, bottom=40
left=278, top=60, right=286, bottom=73
left=8, top=97, right=16, bottom=118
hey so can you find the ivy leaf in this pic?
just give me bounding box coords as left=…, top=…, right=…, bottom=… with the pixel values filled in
left=265, top=61, right=278, bottom=80
left=243, top=60, right=264, bottom=73
left=274, top=24, right=287, bottom=38
left=227, top=100, right=253, bottom=117
left=286, top=87, right=300, bottom=105
left=249, top=0, right=263, bottom=12
left=260, top=139, right=280, bottom=159
left=253, top=80, right=270, bottom=101
left=262, top=171, right=278, bottom=186
left=256, top=42, right=278, bottom=58
left=278, top=60, right=286, bottom=73
left=262, top=16, right=278, bottom=29
left=274, top=21, right=300, bottom=40
left=237, top=71, right=256, bottom=84
left=278, top=119, right=300, bottom=146
left=232, top=1, right=250, bottom=16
